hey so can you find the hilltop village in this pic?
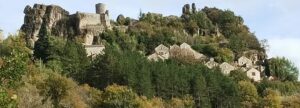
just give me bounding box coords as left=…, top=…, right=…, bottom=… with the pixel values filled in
left=148, top=43, right=263, bottom=82
left=1, top=2, right=299, bottom=108
left=20, top=3, right=268, bottom=82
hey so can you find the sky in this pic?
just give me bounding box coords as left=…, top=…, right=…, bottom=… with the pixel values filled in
left=0, top=0, right=299, bottom=74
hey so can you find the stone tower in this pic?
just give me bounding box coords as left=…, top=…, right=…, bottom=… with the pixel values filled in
left=95, top=3, right=110, bottom=27
left=95, top=3, right=106, bottom=14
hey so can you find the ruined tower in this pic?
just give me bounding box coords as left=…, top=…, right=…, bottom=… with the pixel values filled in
left=95, top=3, right=110, bottom=27
left=96, top=3, right=106, bottom=14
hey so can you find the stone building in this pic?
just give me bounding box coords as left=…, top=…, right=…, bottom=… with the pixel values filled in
left=238, top=56, right=253, bottom=68
left=148, top=43, right=206, bottom=61
left=179, top=43, right=206, bottom=60
left=147, top=44, right=170, bottom=61
left=205, top=58, right=219, bottom=69
left=246, top=68, right=261, bottom=82
left=219, top=62, right=235, bottom=75
left=74, top=3, right=111, bottom=45
left=169, top=44, right=181, bottom=58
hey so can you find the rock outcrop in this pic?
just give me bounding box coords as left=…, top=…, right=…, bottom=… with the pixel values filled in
left=21, top=4, right=69, bottom=47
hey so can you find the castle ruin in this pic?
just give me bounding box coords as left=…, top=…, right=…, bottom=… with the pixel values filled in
left=21, top=3, right=111, bottom=47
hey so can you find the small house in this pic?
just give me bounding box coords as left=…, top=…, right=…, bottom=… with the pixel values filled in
left=219, top=62, right=235, bottom=75
left=238, top=56, right=252, bottom=68
left=246, top=68, right=261, bottom=82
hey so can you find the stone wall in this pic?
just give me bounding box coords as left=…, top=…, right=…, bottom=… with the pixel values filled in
left=85, top=45, right=105, bottom=57
left=76, top=12, right=101, bottom=29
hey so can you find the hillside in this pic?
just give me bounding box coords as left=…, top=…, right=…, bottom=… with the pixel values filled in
left=0, top=3, right=299, bottom=108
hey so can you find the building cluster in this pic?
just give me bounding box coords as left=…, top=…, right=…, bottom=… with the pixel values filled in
left=147, top=43, right=206, bottom=61
left=148, top=43, right=264, bottom=82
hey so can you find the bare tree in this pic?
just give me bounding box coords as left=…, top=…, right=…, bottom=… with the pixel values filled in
left=260, top=39, right=269, bottom=52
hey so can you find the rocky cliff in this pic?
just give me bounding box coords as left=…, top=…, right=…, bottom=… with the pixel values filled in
left=21, top=4, right=70, bottom=48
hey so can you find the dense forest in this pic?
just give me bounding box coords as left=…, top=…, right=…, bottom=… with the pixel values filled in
left=1, top=3, right=300, bottom=108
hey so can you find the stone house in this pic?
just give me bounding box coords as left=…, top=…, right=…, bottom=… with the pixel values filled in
left=147, top=53, right=160, bottom=61
left=148, top=44, right=170, bottom=61
left=148, top=43, right=207, bottom=61
left=205, top=58, right=219, bottom=69
left=169, top=44, right=181, bottom=58
left=219, top=62, right=235, bottom=75
left=238, top=56, right=252, bottom=68
left=155, top=44, right=170, bottom=59
left=179, top=43, right=206, bottom=60
left=246, top=68, right=261, bottom=82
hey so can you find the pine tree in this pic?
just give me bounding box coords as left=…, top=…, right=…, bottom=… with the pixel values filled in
left=33, top=22, right=51, bottom=62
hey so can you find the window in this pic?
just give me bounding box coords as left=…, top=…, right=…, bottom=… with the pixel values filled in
left=252, top=72, right=256, bottom=76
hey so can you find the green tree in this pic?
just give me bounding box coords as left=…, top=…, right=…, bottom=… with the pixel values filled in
left=0, top=88, right=17, bottom=108
left=38, top=73, right=77, bottom=108
left=268, top=57, right=299, bottom=81
left=281, top=93, right=300, bottom=108
left=229, top=70, right=250, bottom=82
left=33, top=22, right=51, bottom=62
left=261, top=88, right=281, bottom=108
left=101, top=84, right=140, bottom=108
left=117, top=14, right=126, bottom=25
left=0, top=50, right=27, bottom=87
left=238, top=81, right=259, bottom=108
left=61, top=40, right=89, bottom=80
left=191, top=75, right=210, bottom=108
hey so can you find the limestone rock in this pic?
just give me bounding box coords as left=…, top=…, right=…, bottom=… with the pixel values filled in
left=21, top=4, right=69, bottom=48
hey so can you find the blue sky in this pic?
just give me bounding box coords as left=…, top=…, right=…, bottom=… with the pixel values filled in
left=0, top=0, right=300, bottom=74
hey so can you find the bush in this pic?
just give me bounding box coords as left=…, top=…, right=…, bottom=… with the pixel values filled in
left=101, top=84, right=140, bottom=108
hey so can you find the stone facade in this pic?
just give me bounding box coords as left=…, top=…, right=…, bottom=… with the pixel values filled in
left=219, top=62, right=235, bottom=75
left=147, top=43, right=265, bottom=82
left=85, top=45, right=105, bottom=57
left=238, top=56, right=253, bottom=68
left=246, top=68, right=261, bottom=82
left=179, top=43, right=206, bottom=60
left=148, top=43, right=206, bottom=61
left=169, top=44, right=181, bottom=58
left=148, top=44, right=170, bottom=61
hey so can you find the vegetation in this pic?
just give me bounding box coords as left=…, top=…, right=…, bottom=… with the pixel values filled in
left=267, top=57, right=299, bottom=82
left=0, top=3, right=299, bottom=108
